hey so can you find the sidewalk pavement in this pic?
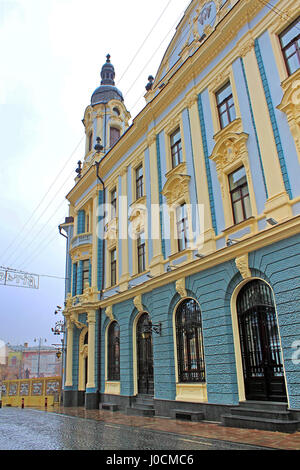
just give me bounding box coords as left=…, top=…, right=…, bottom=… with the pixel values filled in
left=40, top=405, right=300, bottom=450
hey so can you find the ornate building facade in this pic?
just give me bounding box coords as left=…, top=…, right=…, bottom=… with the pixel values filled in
left=60, top=0, right=300, bottom=432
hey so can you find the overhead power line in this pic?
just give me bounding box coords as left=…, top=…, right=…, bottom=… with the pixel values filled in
left=5, top=4, right=187, bottom=270
left=256, top=0, right=300, bottom=30
left=1, top=135, right=84, bottom=264
left=116, top=0, right=173, bottom=86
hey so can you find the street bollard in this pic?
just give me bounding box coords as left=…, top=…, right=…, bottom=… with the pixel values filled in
left=21, top=398, right=24, bottom=409
left=45, top=397, right=47, bottom=408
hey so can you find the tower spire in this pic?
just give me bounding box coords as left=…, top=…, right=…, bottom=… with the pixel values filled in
left=100, top=53, right=115, bottom=86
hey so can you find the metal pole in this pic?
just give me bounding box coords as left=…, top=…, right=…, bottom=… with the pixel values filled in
left=37, top=338, right=41, bottom=378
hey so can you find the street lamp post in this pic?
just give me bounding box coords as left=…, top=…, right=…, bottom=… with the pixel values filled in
left=34, top=338, right=47, bottom=378
left=51, top=305, right=66, bottom=401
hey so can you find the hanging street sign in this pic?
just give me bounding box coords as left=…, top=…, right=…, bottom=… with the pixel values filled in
left=0, top=267, right=39, bottom=289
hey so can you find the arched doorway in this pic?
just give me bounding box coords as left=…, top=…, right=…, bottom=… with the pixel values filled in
left=136, top=313, right=154, bottom=396
left=237, top=280, right=287, bottom=402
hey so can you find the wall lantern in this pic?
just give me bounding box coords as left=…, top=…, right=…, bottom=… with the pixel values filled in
left=141, top=321, right=162, bottom=339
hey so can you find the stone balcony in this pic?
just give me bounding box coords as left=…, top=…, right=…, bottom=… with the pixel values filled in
left=71, top=233, right=92, bottom=249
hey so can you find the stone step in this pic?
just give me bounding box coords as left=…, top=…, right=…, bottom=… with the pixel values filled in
left=238, top=401, right=288, bottom=412
left=221, top=414, right=300, bottom=433
left=133, top=402, right=155, bottom=410
left=171, top=409, right=205, bottom=422
left=100, top=403, right=119, bottom=412
left=230, top=406, right=292, bottom=421
left=135, top=395, right=154, bottom=405
left=126, top=405, right=155, bottom=417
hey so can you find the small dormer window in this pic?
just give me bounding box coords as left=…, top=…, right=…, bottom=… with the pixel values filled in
left=113, top=107, right=120, bottom=116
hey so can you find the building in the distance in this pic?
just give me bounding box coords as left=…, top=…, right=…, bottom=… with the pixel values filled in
left=1, top=343, right=62, bottom=380
left=60, top=0, right=300, bottom=432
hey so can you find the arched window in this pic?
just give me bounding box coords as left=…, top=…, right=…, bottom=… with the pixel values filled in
left=237, top=280, right=287, bottom=401
left=84, top=332, right=88, bottom=345
left=88, top=131, right=93, bottom=152
left=110, top=126, right=120, bottom=148
left=108, top=321, right=120, bottom=381
left=175, top=299, right=205, bottom=383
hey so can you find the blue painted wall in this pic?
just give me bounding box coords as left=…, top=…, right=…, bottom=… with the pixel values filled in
left=96, top=234, right=300, bottom=409
left=255, top=31, right=300, bottom=198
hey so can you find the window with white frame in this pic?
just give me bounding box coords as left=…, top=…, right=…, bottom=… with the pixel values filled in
left=176, top=203, right=188, bottom=252
left=228, top=166, right=251, bottom=225
left=216, top=82, right=236, bottom=129
left=170, top=128, right=183, bottom=168
left=279, top=17, right=300, bottom=76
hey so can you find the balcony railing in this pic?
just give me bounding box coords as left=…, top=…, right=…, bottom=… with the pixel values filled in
left=71, top=233, right=92, bottom=249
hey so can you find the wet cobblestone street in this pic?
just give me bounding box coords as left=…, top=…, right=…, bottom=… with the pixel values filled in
left=0, top=407, right=275, bottom=451
left=0, top=406, right=300, bottom=451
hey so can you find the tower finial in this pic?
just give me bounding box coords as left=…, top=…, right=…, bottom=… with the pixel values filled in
left=106, top=54, right=111, bottom=63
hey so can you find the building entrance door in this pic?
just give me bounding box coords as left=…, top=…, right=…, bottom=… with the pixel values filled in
left=136, top=313, right=154, bottom=396
left=237, top=280, right=287, bottom=402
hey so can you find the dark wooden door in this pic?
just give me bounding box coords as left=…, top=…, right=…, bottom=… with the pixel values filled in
left=237, top=280, right=287, bottom=402
left=137, top=313, right=154, bottom=396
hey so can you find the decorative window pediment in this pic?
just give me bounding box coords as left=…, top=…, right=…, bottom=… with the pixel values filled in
left=104, top=217, right=118, bottom=249
left=277, top=68, right=300, bottom=161
left=128, top=196, right=147, bottom=235
left=210, top=119, right=249, bottom=173
left=162, top=172, right=191, bottom=207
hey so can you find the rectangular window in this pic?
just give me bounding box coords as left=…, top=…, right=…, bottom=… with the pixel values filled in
left=73, top=263, right=78, bottom=295
left=110, top=127, right=121, bottom=148
left=137, top=232, right=146, bottom=273
left=216, top=82, right=236, bottom=129
left=135, top=164, right=144, bottom=200
left=111, top=188, right=117, bottom=219
left=279, top=17, right=300, bottom=76
left=88, top=132, right=93, bottom=152
left=228, top=166, right=251, bottom=225
left=170, top=128, right=182, bottom=168
left=82, top=260, right=90, bottom=291
left=110, top=249, right=117, bottom=286
left=176, top=203, right=188, bottom=252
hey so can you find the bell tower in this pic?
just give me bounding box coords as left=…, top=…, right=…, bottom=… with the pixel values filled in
left=82, top=54, right=131, bottom=168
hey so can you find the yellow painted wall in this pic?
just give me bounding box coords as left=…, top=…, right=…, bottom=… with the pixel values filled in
left=1, top=377, right=62, bottom=407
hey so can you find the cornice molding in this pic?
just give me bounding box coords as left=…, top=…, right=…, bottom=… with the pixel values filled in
left=99, top=216, right=300, bottom=309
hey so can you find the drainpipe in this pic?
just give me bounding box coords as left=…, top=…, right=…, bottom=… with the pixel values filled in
left=94, top=152, right=106, bottom=405
left=58, top=223, right=70, bottom=399
left=58, top=225, right=68, bottom=239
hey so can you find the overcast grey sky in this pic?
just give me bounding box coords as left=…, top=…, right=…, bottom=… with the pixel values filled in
left=0, top=0, right=187, bottom=347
